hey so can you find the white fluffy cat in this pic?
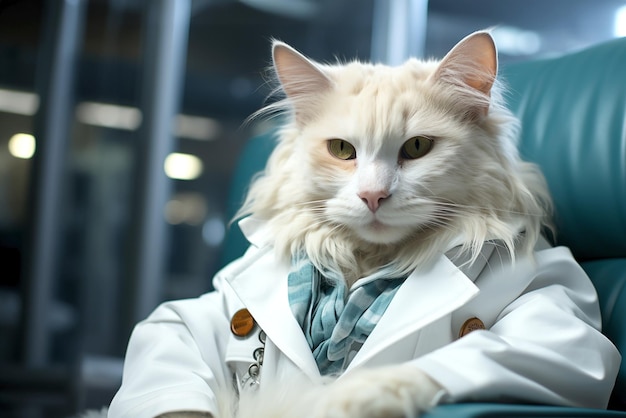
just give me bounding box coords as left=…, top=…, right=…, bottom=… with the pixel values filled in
left=238, top=32, right=550, bottom=286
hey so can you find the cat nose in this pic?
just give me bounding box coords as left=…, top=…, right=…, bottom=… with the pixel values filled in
left=358, top=190, right=390, bottom=213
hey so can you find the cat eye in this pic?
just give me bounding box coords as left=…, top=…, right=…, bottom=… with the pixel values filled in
left=328, top=139, right=356, bottom=160
left=400, top=136, right=433, bottom=160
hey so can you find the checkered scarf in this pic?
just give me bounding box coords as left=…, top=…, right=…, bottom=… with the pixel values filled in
left=288, top=261, right=404, bottom=375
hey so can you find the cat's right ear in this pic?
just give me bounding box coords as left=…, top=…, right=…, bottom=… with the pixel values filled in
left=431, top=31, right=497, bottom=116
left=272, top=41, right=332, bottom=123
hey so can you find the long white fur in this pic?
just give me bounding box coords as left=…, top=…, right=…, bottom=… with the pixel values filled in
left=237, top=31, right=552, bottom=284
left=216, top=365, right=440, bottom=418
left=228, top=366, right=440, bottom=418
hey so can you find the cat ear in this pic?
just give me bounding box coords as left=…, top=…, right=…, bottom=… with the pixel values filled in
left=432, top=31, right=497, bottom=114
left=272, top=41, right=332, bottom=123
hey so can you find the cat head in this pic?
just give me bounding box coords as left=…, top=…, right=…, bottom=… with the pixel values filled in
left=238, top=31, right=552, bottom=281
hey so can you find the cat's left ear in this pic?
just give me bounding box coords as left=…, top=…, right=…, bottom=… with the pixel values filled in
left=272, top=41, right=332, bottom=124
left=431, top=31, right=497, bottom=114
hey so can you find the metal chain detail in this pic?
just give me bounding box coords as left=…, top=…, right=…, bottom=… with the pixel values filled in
left=242, top=330, right=266, bottom=389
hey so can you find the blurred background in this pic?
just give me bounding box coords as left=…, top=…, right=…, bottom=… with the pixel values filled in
left=0, top=0, right=625, bottom=416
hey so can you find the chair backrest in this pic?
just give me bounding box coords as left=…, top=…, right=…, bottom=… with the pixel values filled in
left=219, top=132, right=276, bottom=267
left=501, top=38, right=626, bottom=408
left=219, top=38, right=626, bottom=406
left=500, top=38, right=626, bottom=260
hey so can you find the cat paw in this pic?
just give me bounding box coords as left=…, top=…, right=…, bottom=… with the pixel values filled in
left=310, top=365, right=442, bottom=418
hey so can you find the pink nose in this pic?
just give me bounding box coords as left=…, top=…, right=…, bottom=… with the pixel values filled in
left=358, top=190, right=390, bottom=213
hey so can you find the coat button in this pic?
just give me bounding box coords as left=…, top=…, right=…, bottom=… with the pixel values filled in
left=459, top=317, right=486, bottom=338
left=231, top=308, right=255, bottom=337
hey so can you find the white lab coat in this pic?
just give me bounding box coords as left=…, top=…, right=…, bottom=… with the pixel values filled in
left=108, top=218, right=621, bottom=418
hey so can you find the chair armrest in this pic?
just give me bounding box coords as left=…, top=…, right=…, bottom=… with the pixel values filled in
left=583, top=259, right=626, bottom=409
left=423, top=403, right=626, bottom=418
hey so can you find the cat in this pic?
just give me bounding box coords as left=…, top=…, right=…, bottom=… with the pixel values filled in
left=105, top=30, right=621, bottom=418
left=213, top=29, right=550, bottom=418
left=237, top=31, right=550, bottom=285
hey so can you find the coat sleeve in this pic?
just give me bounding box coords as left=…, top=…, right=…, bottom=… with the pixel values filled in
left=413, top=246, right=621, bottom=409
left=108, top=268, right=240, bottom=418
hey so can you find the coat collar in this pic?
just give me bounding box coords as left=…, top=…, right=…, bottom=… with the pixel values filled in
left=231, top=217, right=492, bottom=376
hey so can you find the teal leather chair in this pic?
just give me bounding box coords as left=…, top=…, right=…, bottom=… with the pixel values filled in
left=219, top=38, right=626, bottom=417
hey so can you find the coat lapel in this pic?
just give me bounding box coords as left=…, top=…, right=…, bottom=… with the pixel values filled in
left=347, top=252, right=481, bottom=369
left=226, top=245, right=321, bottom=380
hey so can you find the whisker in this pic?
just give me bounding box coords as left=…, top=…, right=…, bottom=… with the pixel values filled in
left=431, top=200, right=545, bottom=217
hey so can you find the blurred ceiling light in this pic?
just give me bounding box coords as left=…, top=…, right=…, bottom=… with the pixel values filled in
left=8, top=133, right=36, bottom=159
left=164, top=193, right=208, bottom=225
left=76, top=102, right=142, bottom=130
left=0, top=88, right=39, bottom=115
left=164, top=152, right=203, bottom=180
left=164, top=199, right=186, bottom=225
left=615, top=5, right=626, bottom=37
left=175, top=114, right=221, bottom=140
left=492, top=26, right=541, bottom=56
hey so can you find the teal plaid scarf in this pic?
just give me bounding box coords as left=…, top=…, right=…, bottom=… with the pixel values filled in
left=288, top=261, right=404, bottom=375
